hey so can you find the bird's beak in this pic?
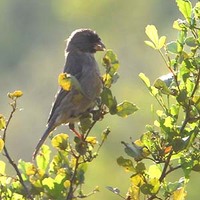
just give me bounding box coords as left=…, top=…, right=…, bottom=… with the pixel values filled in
left=94, top=41, right=106, bottom=51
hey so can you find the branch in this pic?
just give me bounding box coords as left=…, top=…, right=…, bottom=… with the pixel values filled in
left=2, top=99, right=33, bottom=200
left=66, top=155, right=80, bottom=200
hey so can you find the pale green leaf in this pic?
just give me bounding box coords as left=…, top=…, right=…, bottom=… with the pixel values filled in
left=158, top=36, right=166, bottom=49
left=139, top=73, right=151, bottom=88
left=145, top=25, right=159, bottom=47
left=116, top=101, right=138, bottom=117
left=176, top=0, right=192, bottom=23
left=144, top=40, right=156, bottom=49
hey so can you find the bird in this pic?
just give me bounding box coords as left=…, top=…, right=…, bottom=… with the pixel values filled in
left=33, top=29, right=106, bottom=159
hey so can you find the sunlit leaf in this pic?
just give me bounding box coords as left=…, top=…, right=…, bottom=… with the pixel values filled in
left=0, top=160, right=6, bottom=175
left=149, top=178, right=160, bottom=194
left=131, top=174, right=144, bottom=186
left=116, top=101, right=138, bottom=117
left=51, top=133, right=69, bottom=151
left=86, top=136, right=97, bottom=146
left=0, top=138, right=4, bottom=152
left=0, top=114, right=6, bottom=130
left=58, top=73, right=83, bottom=94
left=144, top=40, right=156, bottom=49
left=148, top=165, right=162, bottom=179
left=18, top=160, right=37, bottom=180
left=176, top=0, right=192, bottom=23
left=64, top=180, right=71, bottom=188
left=58, top=73, right=73, bottom=91
left=36, top=145, right=51, bottom=171
left=173, top=187, right=187, bottom=200
left=8, top=90, right=23, bottom=99
left=145, top=25, right=159, bottom=49
left=158, top=36, right=167, bottom=49
left=139, top=73, right=151, bottom=88
left=42, top=177, right=55, bottom=190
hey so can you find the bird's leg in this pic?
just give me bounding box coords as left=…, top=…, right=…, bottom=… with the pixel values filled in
left=69, top=123, right=83, bottom=139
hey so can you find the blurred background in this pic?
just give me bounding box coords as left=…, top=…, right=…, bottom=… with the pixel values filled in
left=0, top=0, right=199, bottom=199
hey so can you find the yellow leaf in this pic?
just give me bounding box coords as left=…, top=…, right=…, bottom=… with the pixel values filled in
left=26, top=164, right=37, bottom=176
left=148, top=165, right=162, bottom=179
left=58, top=73, right=72, bottom=91
left=86, top=136, right=97, bottom=145
left=64, top=180, right=71, bottom=188
left=173, top=187, right=187, bottom=200
left=131, top=174, right=144, bottom=186
left=51, top=133, right=69, bottom=150
left=0, top=138, right=4, bottom=152
left=8, top=90, right=23, bottom=98
left=0, top=115, right=6, bottom=130
left=0, top=160, right=6, bottom=175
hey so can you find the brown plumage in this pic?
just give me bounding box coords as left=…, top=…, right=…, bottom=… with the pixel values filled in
left=33, top=29, right=106, bottom=159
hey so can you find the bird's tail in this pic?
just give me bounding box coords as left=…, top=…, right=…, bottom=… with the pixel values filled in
left=32, top=125, right=55, bottom=160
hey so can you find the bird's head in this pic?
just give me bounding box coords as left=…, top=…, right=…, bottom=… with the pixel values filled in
left=66, top=29, right=106, bottom=53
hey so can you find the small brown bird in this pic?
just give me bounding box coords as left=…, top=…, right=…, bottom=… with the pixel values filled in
left=33, top=29, right=106, bottom=159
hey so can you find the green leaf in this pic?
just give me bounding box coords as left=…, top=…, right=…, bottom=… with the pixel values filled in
left=185, top=36, right=197, bottom=47
left=36, top=145, right=51, bottom=171
left=172, top=137, right=187, bottom=152
left=176, top=0, right=192, bottom=23
left=18, top=160, right=37, bottom=180
left=101, top=87, right=117, bottom=114
left=116, top=101, right=138, bottom=117
left=117, top=156, right=135, bottom=172
left=76, top=163, right=87, bottom=184
left=121, top=141, right=144, bottom=161
left=75, top=139, right=87, bottom=155
left=102, top=49, right=119, bottom=75
left=167, top=41, right=179, bottom=54
left=154, top=77, right=172, bottom=95
left=79, top=114, right=92, bottom=134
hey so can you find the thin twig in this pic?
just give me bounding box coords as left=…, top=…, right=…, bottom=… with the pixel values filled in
left=66, top=155, right=80, bottom=200
left=2, top=99, right=33, bottom=200
left=159, top=150, right=173, bottom=182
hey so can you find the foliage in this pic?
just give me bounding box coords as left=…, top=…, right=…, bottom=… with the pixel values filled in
left=0, top=50, right=137, bottom=200
left=108, top=0, right=200, bottom=199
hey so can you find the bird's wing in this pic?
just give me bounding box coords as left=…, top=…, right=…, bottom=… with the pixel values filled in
left=47, top=52, right=84, bottom=124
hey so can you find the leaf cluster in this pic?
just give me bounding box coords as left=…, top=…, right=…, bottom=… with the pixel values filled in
left=108, top=0, right=200, bottom=199
left=0, top=50, right=137, bottom=199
